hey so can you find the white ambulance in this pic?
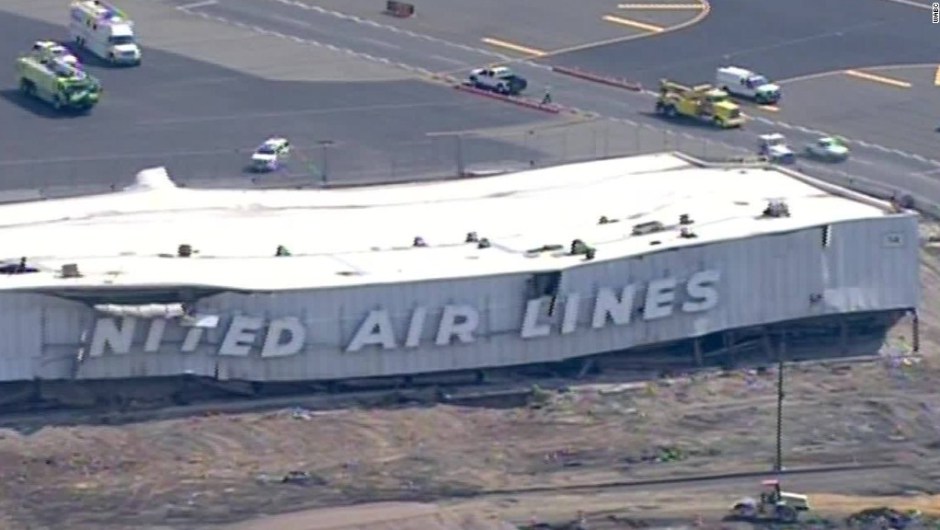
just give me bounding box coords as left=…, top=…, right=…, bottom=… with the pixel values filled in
left=69, top=0, right=141, bottom=66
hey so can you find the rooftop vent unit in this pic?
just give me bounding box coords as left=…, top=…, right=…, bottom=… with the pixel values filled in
left=275, top=245, right=291, bottom=257
left=413, top=236, right=427, bottom=247
left=178, top=244, right=193, bottom=258
left=61, top=263, right=81, bottom=278
left=679, top=213, right=693, bottom=225
left=570, top=239, right=589, bottom=255
left=762, top=200, right=790, bottom=218
left=477, top=238, right=491, bottom=249
left=599, top=216, right=618, bottom=225
left=570, top=239, right=596, bottom=260
left=632, top=221, right=665, bottom=236
left=679, top=227, right=697, bottom=239
left=466, top=231, right=479, bottom=243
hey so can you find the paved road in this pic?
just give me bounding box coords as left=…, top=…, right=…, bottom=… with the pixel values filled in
left=177, top=0, right=940, bottom=206
left=0, top=8, right=558, bottom=194
left=541, top=0, right=939, bottom=87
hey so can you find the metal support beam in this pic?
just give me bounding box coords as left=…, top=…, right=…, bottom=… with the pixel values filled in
left=774, top=333, right=786, bottom=473
left=912, top=309, right=920, bottom=353
left=839, top=317, right=849, bottom=354
left=692, top=338, right=703, bottom=366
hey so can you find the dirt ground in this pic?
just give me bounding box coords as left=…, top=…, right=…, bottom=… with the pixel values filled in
left=1, top=236, right=939, bottom=530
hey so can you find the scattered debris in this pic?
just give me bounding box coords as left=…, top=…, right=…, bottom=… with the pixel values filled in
left=846, top=507, right=925, bottom=529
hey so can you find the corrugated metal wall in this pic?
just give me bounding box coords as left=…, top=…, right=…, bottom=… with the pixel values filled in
left=0, top=215, right=919, bottom=382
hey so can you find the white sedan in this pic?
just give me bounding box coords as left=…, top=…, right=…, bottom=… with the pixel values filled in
left=804, top=137, right=849, bottom=161
left=250, top=137, right=291, bottom=172
left=32, top=41, right=80, bottom=66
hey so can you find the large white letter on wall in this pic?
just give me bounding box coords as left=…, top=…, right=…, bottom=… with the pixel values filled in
left=520, top=299, right=550, bottom=339
left=435, top=305, right=479, bottom=346
left=591, top=286, right=636, bottom=329
left=261, top=317, right=306, bottom=358
left=88, top=317, right=137, bottom=357
left=682, top=270, right=721, bottom=313
left=347, top=310, right=398, bottom=352
left=643, top=278, right=678, bottom=320
left=220, top=316, right=264, bottom=356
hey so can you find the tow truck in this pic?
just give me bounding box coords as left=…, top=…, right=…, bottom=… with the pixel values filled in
left=467, top=66, right=527, bottom=96
left=15, top=53, right=101, bottom=111
left=654, top=79, right=745, bottom=128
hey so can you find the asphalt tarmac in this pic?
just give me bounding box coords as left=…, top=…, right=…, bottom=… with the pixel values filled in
left=0, top=8, right=558, bottom=195
left=540, top=0, right=940, bottom=88
left=2, top=0, right=940, bottom=210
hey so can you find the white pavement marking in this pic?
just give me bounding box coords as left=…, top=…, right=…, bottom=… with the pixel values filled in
left=176, top=7, right=434, bottom=77
left=176, top=0, right=217, bottom=10
left=264, top=0, right=552, bottom=71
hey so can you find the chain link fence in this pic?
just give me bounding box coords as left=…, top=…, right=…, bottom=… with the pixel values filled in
left=0, top=119, right=926, bottom=212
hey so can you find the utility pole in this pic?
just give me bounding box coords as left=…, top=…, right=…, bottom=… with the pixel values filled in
left=774, top=334, right=786, bottom=473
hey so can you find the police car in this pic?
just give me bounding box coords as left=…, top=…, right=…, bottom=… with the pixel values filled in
left=250, top=137, right=291, bottom=172
left=32, top=41, right=80, bottom=66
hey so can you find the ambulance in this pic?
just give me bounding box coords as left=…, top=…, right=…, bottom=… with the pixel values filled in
left=68, top=0, right=141, bottom=66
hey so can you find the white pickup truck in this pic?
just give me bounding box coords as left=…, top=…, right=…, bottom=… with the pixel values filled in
left=468, top=66, right=528, bottom=96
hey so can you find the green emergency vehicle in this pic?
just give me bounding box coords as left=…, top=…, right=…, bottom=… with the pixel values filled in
left=15, top=54, right=101, bottom=112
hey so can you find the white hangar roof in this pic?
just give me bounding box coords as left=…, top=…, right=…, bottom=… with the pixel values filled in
left=0, top=153, right=897, bottom=292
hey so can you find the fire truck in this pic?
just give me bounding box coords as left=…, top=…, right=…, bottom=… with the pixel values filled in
left=16, top=53, right=101, bottom=111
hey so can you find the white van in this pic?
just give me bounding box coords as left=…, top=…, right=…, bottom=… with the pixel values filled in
left=69, top=0, right=141, bottom=66
left=715, top=66, right=780, bottom=104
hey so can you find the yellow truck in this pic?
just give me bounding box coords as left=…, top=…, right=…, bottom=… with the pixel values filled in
left=654, top=79, right=744, bottom=128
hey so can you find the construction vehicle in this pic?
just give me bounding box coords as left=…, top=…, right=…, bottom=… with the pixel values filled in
left=654, top=79, right=745, bottom=129
left=15, top=54, right=101, bottom=111
left=729, top=479, right=811, bottom=523
left=69, top=0, right=141, bottom=66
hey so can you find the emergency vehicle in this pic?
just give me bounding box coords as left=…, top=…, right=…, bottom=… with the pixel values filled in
left=16, top=54, right=101, bottom=112
left=250, top=137, right=291, bottom=172
left=31, top=41, right=80, bottom=66
left=69, top=0, right=141, bottom=66
left=715, top=66, right=780, bottom=105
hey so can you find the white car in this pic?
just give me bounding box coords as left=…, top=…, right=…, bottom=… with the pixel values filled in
left=250, top=137, right=291, bottom=172
left=758, top=133, right=795, bottom=164
left=32, top=41, right=80, bottom=66
left=804, top=137, right=849, bottom=161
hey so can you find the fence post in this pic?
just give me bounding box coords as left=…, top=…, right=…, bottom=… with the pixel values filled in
left=604, top=120, right=610, bottom=158
left=455, top=134, right=465, bottom=177
left=317, top=140, right=333, bottom=185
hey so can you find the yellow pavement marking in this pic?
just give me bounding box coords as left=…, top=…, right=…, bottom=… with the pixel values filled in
left=843, top=69, right=912, bottom=88
left=934, top=66, right=940, bottom=86
left=618, top=3, right=704, bottom=8
left=480, top=38, right=546, bottom=56
left=756, top=105, right=779, bottom=112
left=602, top=14, right=664, bottom=32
